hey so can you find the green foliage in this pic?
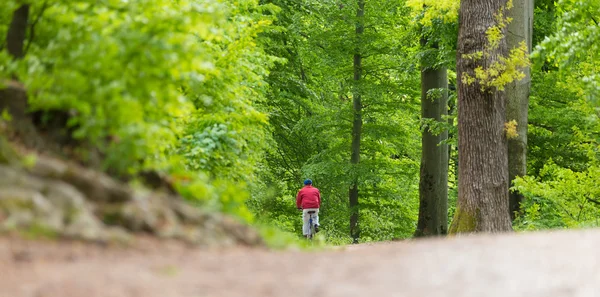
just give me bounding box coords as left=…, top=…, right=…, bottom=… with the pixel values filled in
left=2, top=0, right=597, bottom=246
left=409, top=0, right=458, bottom=70
left=528, top=71, right=597, bottom=175
left=1, top=0, right=275, bottom=177
left=406, top=0, right=459, bottom=26
left=514, top=162, right=600, bottom=230
left=534, top=0, right=600, bottom=97
left=532, top=6, right=556, bottom=48
left=516, top=53, right=600, bottom=231
left=485, top=0, right=514, bottom=51
left=177, top=176, right=255, bottom=222
left=5, top=0, right=204, bottom=172
left=0, top=0, right=279, bottom=222
left=176, top=1, right=280, bottom=181
left=462, top=41, right=530, bottom=92
left=249, top=0, right=423, bottom=243
left=470, top=41, right=529, bottom=91
left=504, top=119, right=519, bottom=139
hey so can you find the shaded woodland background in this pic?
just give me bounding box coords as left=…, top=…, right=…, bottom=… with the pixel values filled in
left=1, top=0, right=599, bottom=245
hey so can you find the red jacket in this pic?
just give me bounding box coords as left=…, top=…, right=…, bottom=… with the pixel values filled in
left=296, top=185, right=321, bottom=209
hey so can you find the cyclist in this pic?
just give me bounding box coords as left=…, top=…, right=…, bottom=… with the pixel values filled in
left=296, top=179, right=321, bottom=238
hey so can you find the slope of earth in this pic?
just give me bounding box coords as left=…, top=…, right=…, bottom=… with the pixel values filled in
left=2, top=228, right=599, bottom=297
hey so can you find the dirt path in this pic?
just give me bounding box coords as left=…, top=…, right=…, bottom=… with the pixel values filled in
left=2, top=229, right=600, bottom=297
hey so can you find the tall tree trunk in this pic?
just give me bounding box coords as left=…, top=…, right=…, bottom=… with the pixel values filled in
left=349, top=0, right=365, bottom=244
left=415, top=40, right=449, bottom=237
left=449, top=0, right=512, bottom=233
left=6, top=5, right=30, bottom=59
left=506, top=0, right=533, bottom=221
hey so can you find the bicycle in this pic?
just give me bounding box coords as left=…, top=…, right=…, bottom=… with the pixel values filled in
left=306, top=210, right=317, bottom=240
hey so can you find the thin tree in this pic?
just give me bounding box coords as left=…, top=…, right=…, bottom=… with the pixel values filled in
left=349, top=0, right=365, bottom=243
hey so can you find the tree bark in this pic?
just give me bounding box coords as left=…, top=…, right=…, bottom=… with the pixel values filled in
left=6, top=5, right=30, bottom=59
left=449, top=0, right=513, bottom=233
left=2, top=5, right=43, bottom=149
left=349, top=0, right=365, bottom=244
left=506, top=0, right=533, bottom=221
left=415, top=48, right=449, bottom=237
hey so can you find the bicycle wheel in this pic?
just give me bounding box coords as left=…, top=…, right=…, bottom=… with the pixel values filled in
left=309, top=215, right=315, bottom=239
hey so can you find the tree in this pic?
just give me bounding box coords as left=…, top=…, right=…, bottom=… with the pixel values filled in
left=450, top=0, right=527, bottom=233
left=406, top=0, right=458, bottom=237
left=252, top=0, right=423, bottom=242
left=6, top=4, right=28, bottom=59
left=415, top=40, right=449, bottom=237
left=349, top=0, right=365, bottom=243
left=511, top=0, right=600, bottom=231
left=506, top=0, right=533, bottom=220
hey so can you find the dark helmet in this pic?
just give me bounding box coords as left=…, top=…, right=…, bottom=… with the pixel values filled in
left=304, top=179, right=312, bottom=185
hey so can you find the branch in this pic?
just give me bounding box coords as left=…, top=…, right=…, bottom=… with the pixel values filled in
left=586, top=197, right=600, bottom=206
left=577, top=200, right=586, bottom=221
left=275, top=147, right=299, bottom=178
left=560, top=204, right=577, bottom=221
left=24, top=0, right=49, bottom=55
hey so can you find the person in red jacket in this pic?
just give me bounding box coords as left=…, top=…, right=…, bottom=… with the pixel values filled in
left=296, top=179, right=321, bottom=237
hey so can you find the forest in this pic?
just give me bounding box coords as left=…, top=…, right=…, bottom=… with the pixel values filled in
left=0, top=0, right=599, bottom=246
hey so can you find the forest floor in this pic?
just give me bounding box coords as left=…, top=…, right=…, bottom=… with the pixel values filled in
left=2, top=228, right=599, bottom=297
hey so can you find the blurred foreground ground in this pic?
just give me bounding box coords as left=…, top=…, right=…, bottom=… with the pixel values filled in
left=1, top=229, right=598, bottom=297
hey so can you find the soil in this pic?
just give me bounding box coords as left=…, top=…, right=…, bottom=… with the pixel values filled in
left=2, top=228, right=599, bottom=297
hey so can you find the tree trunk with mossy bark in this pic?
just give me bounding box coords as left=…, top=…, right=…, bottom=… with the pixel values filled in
left=449, top=0, right=513, bottom=234
left=506, top=0, right=533, bottom=220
